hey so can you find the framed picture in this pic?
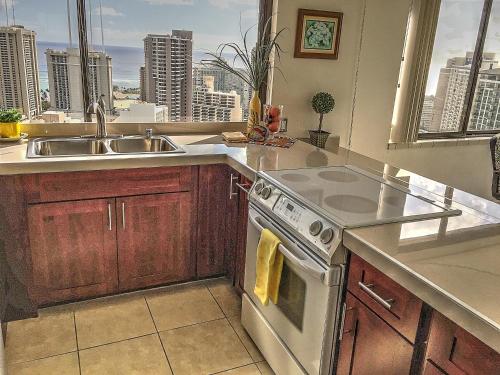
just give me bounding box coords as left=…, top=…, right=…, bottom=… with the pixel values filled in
left=294, top=9, right=343, bottom=60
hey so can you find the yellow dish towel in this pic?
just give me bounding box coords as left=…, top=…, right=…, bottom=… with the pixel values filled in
left=254, top=228, right=284, bottom=306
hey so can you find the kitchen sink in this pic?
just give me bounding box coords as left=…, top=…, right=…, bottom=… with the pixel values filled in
left=27, top=135, right=184, bottom=158
left=29, top=138, right=108, bottom=157
left=108, top=136, right=179, bottom=153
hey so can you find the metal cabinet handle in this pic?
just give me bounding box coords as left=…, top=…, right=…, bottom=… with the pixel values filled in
left=229, top=173, right=239, bottom=199
left=235, top=182, right=251, bottom=194
left=121, top=202, right=126, bottom=229
left=107, top=203, right=112, bottom=231
left=358, top=282, right=394, bottom=310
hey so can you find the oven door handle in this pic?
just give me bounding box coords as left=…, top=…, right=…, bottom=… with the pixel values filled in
left=249, top=210, right=327, bottom=283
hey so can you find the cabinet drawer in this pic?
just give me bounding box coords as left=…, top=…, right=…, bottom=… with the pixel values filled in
left=426, top=311, right=500, bottom=375
left=23, top=166, right=196, bottom=203
left=347, top=253, right=422, bottom=343
left=423, top=361, right=446, bottom=375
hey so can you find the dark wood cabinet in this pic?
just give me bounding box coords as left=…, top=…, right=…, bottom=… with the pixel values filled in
left=234, top=175, right=251, bottom=294
left=117, top=192, right=195, bottom=291
left=197, top=165, right=232, bottom=277
left=337, top=292, right=414, bottom=375
left=424, top=311, right=500, bottom=375
left=348, top=253, right=422, bottom=343
left=27, top=199, right=118, bottom=305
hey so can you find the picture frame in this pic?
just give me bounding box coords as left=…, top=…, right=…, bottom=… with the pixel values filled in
left=294, top=9, right=343, bottom=60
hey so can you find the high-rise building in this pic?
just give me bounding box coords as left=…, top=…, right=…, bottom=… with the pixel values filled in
left=192, top=76, right=242, bottom=122
left=419, top=95, right=435, bottom=132
left=430, top=52, right=498, bottom=132
left=0, top=25, right=41, bottom=118
left=46, top=48, right=113, bottom=116
left=193, top=64, right=251, bottom=119
left=469, top=67, right=500, bottom=131
left=143, top=30, right=193, bottom=122
left=139, top=66, right=146, bottom=102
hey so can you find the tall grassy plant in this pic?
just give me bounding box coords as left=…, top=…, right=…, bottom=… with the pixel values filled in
left=202, top=16, right=285, bottom=93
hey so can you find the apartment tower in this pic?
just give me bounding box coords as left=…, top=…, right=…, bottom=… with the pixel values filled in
left=0, top=25, right=41, bottom=118
left=192, top=76, right=242, bottom=122
left=143, top=30, right=193, bottom=121
left=46, top=48, right=113, bottom=116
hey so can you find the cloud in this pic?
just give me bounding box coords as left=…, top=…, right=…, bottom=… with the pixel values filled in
left=95, top=6, right=124, bottom=17
left=241, top=8, right=258, bottom=19
left=142, top=0, right=194, bottom=5
left=208, top=0, right=256, bottom=9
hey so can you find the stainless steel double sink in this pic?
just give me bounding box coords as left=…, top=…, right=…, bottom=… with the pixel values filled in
left=27, top=135, right=184, bottom=158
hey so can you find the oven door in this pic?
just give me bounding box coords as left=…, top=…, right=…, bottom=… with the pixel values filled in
left=243, top=204, right=343, bottom=375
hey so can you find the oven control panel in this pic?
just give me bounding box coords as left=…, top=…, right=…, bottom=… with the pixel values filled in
left=273, top=195, right=340, bottom=254
left=249, top=177, right=342, bottom=260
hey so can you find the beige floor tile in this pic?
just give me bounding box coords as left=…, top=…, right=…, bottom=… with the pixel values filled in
left=256, top=361, right=275, bottom=375
left=228, top=315, right=264, bottom=362
left=7, top=352, right=80, bottom=375
left=6, top=309, right=77, bottom=364
left=217, top=364, right=261, bottom=374
left=160, top=319, right=252, bottom=375
left=74, top=295, right=156, bottom=349
left=79, top=334, right=171, bottom=375
left=146, top=284, right=224, bottom=331
left=206, top=279, right=242, bottom=317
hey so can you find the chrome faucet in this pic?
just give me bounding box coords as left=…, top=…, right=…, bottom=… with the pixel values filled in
left=88, top=95, right=107, bottom=138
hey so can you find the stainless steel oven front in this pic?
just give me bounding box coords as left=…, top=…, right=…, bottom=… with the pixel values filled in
left=242, top=203, right=344, bottom=375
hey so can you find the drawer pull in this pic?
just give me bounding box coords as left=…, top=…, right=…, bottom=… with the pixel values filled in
left=107, top=203, right=112, bottom=231
left=358, top=282, right=394, bottom=310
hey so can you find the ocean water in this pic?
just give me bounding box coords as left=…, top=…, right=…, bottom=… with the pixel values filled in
left=37, top=41, right=237, bottom=91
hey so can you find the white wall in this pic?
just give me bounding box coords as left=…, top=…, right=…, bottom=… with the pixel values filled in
left=272, top=0, right=364, bottom=143
left=273, top=0, right=496, bottom=200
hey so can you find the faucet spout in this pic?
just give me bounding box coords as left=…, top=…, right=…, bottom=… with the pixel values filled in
left=88, top=95, right=107, bottom=138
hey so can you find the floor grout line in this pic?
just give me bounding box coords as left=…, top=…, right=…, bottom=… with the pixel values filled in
left=77, top=332, right=157, bottom=352
left=226, top=314, right=257, bottom=363
left=6, top=350, right=79, bottom=367
left=72, top=311, right=82, bottom=375
left=208, top=361, right=259, bottom=375
left=144, top=296, right=175, bottom=375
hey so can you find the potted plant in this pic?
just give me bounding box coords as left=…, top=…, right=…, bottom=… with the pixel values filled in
left=204, top=17, right=285, bottom=136
left=309, top=92, right=335, bottom=148
left=0, top=109, right=22, bottom=138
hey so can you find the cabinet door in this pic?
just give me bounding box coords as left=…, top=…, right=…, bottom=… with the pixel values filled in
left=117, top=192, right=195, bottom=291
left=337, top=292, right=414, bottom=375
left=197, top=165, right=232, bottom=277
left=27, top=199, right=118, bottom=305
left=425, top=311, right=500, bottom=375
left=234, top=175, right=251, bottom=294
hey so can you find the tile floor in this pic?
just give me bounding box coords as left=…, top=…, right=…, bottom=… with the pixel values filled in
left=5, top=278, right=275, bottom=375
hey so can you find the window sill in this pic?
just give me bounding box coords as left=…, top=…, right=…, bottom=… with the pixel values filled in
left=388, top=136, right=491, bottom=150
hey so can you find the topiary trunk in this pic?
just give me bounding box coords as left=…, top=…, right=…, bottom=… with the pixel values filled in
left=318, top=113, right=324, bottom=133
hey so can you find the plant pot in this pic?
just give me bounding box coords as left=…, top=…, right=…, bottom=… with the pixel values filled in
left=309, top=130, right=330, bottom=148
left=0, top=122, right=20, bottom=138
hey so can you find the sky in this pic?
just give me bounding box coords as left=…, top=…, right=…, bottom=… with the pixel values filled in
left=2, top=0, right=259, bottom=51
left=425, top=0, right=500, bottom=94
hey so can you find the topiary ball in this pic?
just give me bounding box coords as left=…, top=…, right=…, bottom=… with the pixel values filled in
left=312, top=92, right=335, bottom=114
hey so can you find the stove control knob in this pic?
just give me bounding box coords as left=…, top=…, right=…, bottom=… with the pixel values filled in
left=254, top=181, right=265, bottom=195
left=309, top=220, right=323, bottom=236
left=320, top=228, right=335, bottom=244
left=261, top=186, right=272, bottom=200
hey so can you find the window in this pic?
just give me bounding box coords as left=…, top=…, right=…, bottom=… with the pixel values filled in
left=93, top=0, right=258, bottom=124
left=0, top=0, right=260, bottom=124
left=419, top=0, right=500, bottom=138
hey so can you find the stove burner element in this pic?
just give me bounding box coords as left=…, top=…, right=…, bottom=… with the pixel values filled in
left=324, top=194, right=378, bottom=214
left=280, top=173, right=310, bottom=182
left=318, top=170, right=359, bottom=183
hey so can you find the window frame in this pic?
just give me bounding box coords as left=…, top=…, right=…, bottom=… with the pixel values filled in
left=418, top=0, right=499, bottom=139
